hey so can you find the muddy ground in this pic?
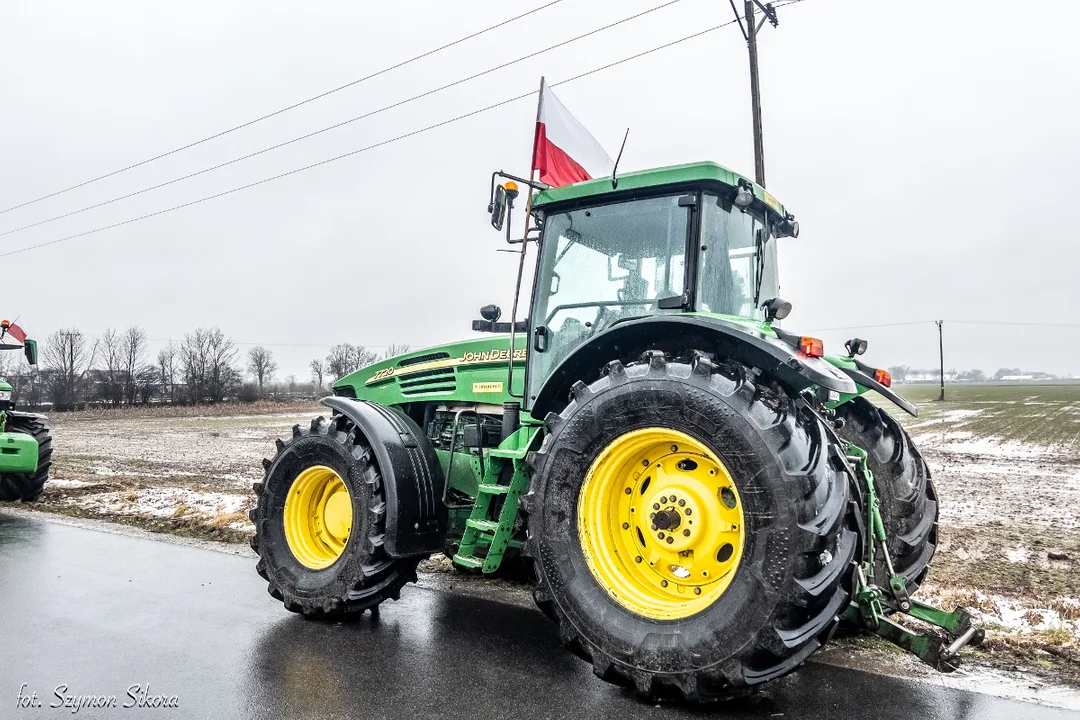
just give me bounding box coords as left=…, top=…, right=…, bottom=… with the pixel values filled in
left=17, top=386, right=1080, bottom=692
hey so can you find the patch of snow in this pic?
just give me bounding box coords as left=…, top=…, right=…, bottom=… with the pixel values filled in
left=908, top=409, right=984, bottom=429
left=47, top=478, right=96, bottom=488
left=942, top=437, right=1060, bottom=459
left=75, top=488, right=249, bottom=520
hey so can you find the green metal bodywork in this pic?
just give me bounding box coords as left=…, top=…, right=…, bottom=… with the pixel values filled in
left=0, top=431, right=38, bottom=474
left=337, top=336, right=529, bottom=407
left=0, top=335, right=41, bottom=474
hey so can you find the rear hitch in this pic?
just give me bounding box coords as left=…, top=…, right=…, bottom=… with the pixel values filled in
left=842, top=441, right=985, bottom=671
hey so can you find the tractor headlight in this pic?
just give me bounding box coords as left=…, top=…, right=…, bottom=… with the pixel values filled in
left=0, top=390, right=10, bottom=402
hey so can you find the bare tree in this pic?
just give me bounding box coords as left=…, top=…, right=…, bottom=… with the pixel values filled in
left=247, top=346, right=277, bottom=396
left=326, top=343, right=377, bottom=380
left=157, top=343, right=178, bottom=404
left=378, top=343, right=410, bottom=362
left=121, top=326, right=148, bottom=404
left=181, top=328, right=240, bottom=404
left=205, top=328, right=241, bottom=403
left=99, top=328, right=124, bottom=405
left=309, top=358, right=325, bottom=389
left=43, top=328, right=94, bottom=410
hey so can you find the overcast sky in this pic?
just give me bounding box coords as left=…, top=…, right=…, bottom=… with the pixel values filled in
left=3, top=0, right=1078, bottom=380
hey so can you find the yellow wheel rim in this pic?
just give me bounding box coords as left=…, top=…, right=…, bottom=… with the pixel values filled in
left=283, top=465, right=353, bottom=570
left=577, top=428, right=745, bottom=621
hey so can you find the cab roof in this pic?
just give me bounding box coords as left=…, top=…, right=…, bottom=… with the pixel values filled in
left=531, top=160, right=787, bottom=218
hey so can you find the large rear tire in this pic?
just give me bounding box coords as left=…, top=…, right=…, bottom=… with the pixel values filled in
left=835, top=397, right=937, bottom=594
left=250, top=414, right=419, bottom=617
left=0, top=416, right=52, bottom=502
left=526, top=351, right=857, bottom=700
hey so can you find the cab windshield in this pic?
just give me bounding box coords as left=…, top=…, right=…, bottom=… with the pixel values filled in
left=529, top=194, right=690, bottom=397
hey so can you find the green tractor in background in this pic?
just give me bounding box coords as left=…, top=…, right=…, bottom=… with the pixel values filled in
left=250, top=162, right=981, bottom=700
left=0, top=323, right=52, bottom=502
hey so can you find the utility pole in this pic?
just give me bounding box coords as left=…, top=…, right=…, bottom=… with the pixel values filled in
left=936, top=320, right=945, bottom=401
left=745, top=1, right=767, bottom=187
left=730, top=1, right=778, bottom=188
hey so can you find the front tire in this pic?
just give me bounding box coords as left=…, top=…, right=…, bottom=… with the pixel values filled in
left=0, top=416, right=52, bottom=502
left=526, top=351, right=857, bottom=700
left=250, top=414, right=419, bottom=617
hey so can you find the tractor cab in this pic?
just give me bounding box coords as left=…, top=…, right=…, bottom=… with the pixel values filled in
left=487, top=161, right=799, bottom=406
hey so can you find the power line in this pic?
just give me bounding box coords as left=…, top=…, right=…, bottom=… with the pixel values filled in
left=0, top=19, right=740, bottom=260
left=810, top=319, right=1080, bottom=332
left=807, top=321, right=936, bottom=332
left=0, top=0, right=686, bottom=240
left=947, top=319, right=1080, bottom=329
left=0, top=0, right=566, bottom=217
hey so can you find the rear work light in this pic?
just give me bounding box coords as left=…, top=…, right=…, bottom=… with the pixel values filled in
left=874, top=368, right=892, bottom=387
left=798, top=336, right=824, bottom=358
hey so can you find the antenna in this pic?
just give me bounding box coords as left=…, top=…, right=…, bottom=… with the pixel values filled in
left=611, top=128, right=630, bottom=189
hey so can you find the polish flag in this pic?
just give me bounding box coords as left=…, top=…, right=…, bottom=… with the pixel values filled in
left=2, top=319, right=26, bottom=343
left=531, top=79, right=613, bottom=188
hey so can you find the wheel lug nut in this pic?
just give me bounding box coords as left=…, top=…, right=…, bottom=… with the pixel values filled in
left=678, top=499, right=686, bottom=507
left=685, top=508, right=692, bottom=515
left=651, top=525, right=657, bottom=531
left=665, top=536, right=673, bottom=544
left=671, top=445, right=678, bottom=452
left=649, top=512, right=656, bottom=520
left=653, top=503, right=660, bottom=510
left=694, top=587, right=701, bottom=595
left=657, top=532, right=664, bottom=539
left=642, top=459, right=650, bottom=467
left=635, top=556, right=642, bottom=563
left=622, top=522, right=630, bottom=529
left=660, top=496, right=668, bottom=504
left=661, top=580, right=668, bottom=587
left=683, top=529, right=691, bottom=537
left=624, top=487, right=632, bottom=495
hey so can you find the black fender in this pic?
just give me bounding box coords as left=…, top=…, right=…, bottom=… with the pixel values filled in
left=321, top=397, right=447, bottom=558
left=6, top=410, right=47, bottom=422
left=838, top=365, right=919, bottom=418
left=531, top=315, right=857, bottom=418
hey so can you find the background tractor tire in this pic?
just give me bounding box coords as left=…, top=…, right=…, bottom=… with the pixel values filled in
left=835, top=397, right=937, bottom=594
left=0, top=416, right=53, bottom=502
left=525, top=351, right=857, bottom=701
left=250, top=414, right=420, bottom=618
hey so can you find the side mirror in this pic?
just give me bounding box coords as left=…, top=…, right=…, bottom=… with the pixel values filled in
left=489, top=185, right=507, bottom=231
left=23, top=339, right=38, bottom=367
left=480, top=305, right=502, bottom=322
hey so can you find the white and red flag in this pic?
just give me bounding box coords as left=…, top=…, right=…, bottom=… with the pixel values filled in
left=1, top=318, right=26, bottom=343
left=531, top=78, right=613, bottom=188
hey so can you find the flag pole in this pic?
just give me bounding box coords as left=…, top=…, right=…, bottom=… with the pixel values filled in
left=522, top=76, right=544, bottom=237
left=507, top=76, right=544, bottom=398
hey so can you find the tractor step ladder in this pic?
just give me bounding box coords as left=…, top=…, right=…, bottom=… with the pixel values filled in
left=452, top=450, right=528, bottom=573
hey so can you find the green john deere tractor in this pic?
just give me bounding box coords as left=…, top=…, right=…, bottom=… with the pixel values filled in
left=250, top=161, right=981, bottom=700
left=0, top=326, right=52, bottom=502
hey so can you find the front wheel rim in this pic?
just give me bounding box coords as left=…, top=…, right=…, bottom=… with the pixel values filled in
left=283, top=465, right=353, bottom=570
left=577, top=427, right=745, bottom=621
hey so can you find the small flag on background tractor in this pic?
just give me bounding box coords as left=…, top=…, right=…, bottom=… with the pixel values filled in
left=1, top=319, right=26, bottom=343
left=531, top=78, right=613, bottom=188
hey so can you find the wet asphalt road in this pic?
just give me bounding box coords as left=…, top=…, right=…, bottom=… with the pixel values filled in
left=0, top=513, right=1073, bottom=720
